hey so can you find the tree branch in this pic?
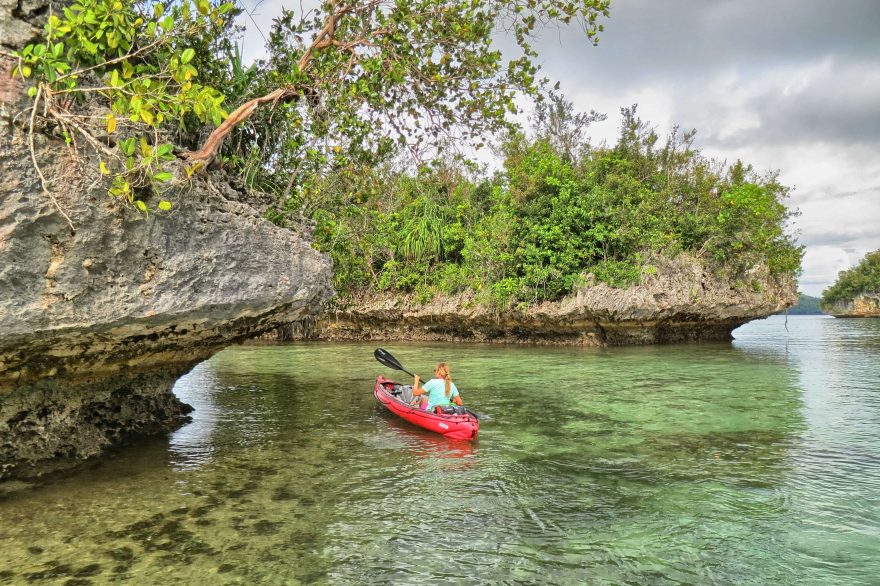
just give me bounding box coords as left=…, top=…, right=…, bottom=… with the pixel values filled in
left=28, top=86, right=76, bottom=233
left=185, top=2, right=365, bottom=163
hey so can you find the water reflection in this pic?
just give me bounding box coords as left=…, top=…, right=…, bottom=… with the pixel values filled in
left=372, top=415, right=476, bottom=461
left=168, top=361, right=220, bottom=470
left=735, top=316, right=880, bottom=585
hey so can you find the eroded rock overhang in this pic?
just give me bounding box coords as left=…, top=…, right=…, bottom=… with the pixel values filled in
left=0, top=37, right=334, bottom=483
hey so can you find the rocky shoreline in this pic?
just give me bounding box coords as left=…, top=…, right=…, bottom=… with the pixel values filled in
left=263, top=256, right=798, bottom=346
left=0, top=132, right=333, bottom=485
left=824, top=294, right=880, bottom=318
left=1, top=369, right=193, bottom=490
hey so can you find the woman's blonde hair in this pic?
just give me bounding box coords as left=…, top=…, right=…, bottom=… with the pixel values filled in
left=435, top=362, right=452, bottom=397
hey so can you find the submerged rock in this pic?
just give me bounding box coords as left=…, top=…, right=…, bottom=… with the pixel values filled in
left=824, top=294, right=880, bottom=318
left=276, top=255, right=796, bottom=345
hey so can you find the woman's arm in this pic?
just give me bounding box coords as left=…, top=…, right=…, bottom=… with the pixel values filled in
left=412, top=374, right=425, bottom=396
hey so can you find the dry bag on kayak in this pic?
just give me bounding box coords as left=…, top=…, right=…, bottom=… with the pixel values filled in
left=391, top=384, right=414, bottom=403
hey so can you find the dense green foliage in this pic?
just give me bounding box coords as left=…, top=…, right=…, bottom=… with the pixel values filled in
left=12, top=0, right=610, bottom=216
left=212, top=0, right=610, bottom=197
left=821, top=251, right=880, bottom=308
left=12, top=0, right=239, bottom=213
left=307, top=105, right=803, bottom=305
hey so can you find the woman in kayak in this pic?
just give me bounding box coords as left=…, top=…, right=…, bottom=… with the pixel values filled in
left=412, top=362, right=464, bottom=412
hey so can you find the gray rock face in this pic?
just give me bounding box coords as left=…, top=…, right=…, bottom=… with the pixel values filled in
left=1, top=370, right=194, bottom=484
left=0, top=138, right=332, bottom=384
left=289, top=255, right=796, bottom=345
left=0, top=0, right=43, bottom=52
left=0, top=101, right=333, bottom=484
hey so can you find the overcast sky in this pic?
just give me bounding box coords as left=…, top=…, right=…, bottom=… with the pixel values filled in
left=235, top=0, right=880, bottom=296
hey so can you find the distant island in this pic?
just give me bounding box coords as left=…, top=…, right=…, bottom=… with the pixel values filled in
left=778, top=293, right=822, bottom=315
left=821, top=251, right=880, bottom=317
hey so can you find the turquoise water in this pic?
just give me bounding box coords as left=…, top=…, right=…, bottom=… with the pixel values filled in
left=0, top=315, right=878, bottom=584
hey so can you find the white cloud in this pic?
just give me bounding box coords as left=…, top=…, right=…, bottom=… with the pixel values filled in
left=235, top=0, right=323, bottom=64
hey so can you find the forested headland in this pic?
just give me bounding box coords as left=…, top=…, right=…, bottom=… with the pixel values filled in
left=785, top=294, right=822, bottom=315
left=300, top=105, right=803, bottom=307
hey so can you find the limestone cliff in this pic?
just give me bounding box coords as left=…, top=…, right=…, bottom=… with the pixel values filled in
left=277, top=255, right=797, bottom=345
left=824, top=294, right=880, bottom=318
left=0, top=5, right=334, bottom=484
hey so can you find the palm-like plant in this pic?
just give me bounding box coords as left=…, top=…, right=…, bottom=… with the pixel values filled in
left=399, top=195, right=447, bottom=262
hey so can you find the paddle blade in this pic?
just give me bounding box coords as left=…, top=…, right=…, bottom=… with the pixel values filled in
left=374, top=348, right=405, bottom=371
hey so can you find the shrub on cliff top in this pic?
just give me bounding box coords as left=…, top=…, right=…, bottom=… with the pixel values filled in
left=307, top=103, right=803, bottom=305
left=10, top=0, right=239, bottom=221
left=821, top=250, right=880, bottom=309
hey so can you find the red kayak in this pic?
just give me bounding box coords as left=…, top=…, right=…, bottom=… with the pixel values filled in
left=373, top=376, right=479, bottom=441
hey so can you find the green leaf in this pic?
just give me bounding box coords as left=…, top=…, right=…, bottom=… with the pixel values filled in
left=82, top=38, right=98, bottom=55
left=181, top=48, right=195, bottom=65
left=135, top=200, right=147, bottom=212
left=158, top=200, right=173, bottom=211
left=153, top=171, right=173, bottom=182
left=119, top=137, right=135, bottom=156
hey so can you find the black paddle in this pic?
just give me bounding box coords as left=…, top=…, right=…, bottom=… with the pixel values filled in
left=373, top=348, right=481, bottom=420
left=374, top=348, right=421, bottom=381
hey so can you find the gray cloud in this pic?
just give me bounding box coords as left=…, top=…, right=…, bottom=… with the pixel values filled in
left=796, top=184, right=880, bottom=204
left=533, top=0, right=880, bottom=293
left=799, top=227, right=879, bottom=249
left=532, top=1, right=880, bottom=153
left=537, top=0, right=880, bottom=87
left=700, top=60, right=880, bottom=148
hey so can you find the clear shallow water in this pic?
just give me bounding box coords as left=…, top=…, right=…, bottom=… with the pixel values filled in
left=1, top=315, right=878, bottom=584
